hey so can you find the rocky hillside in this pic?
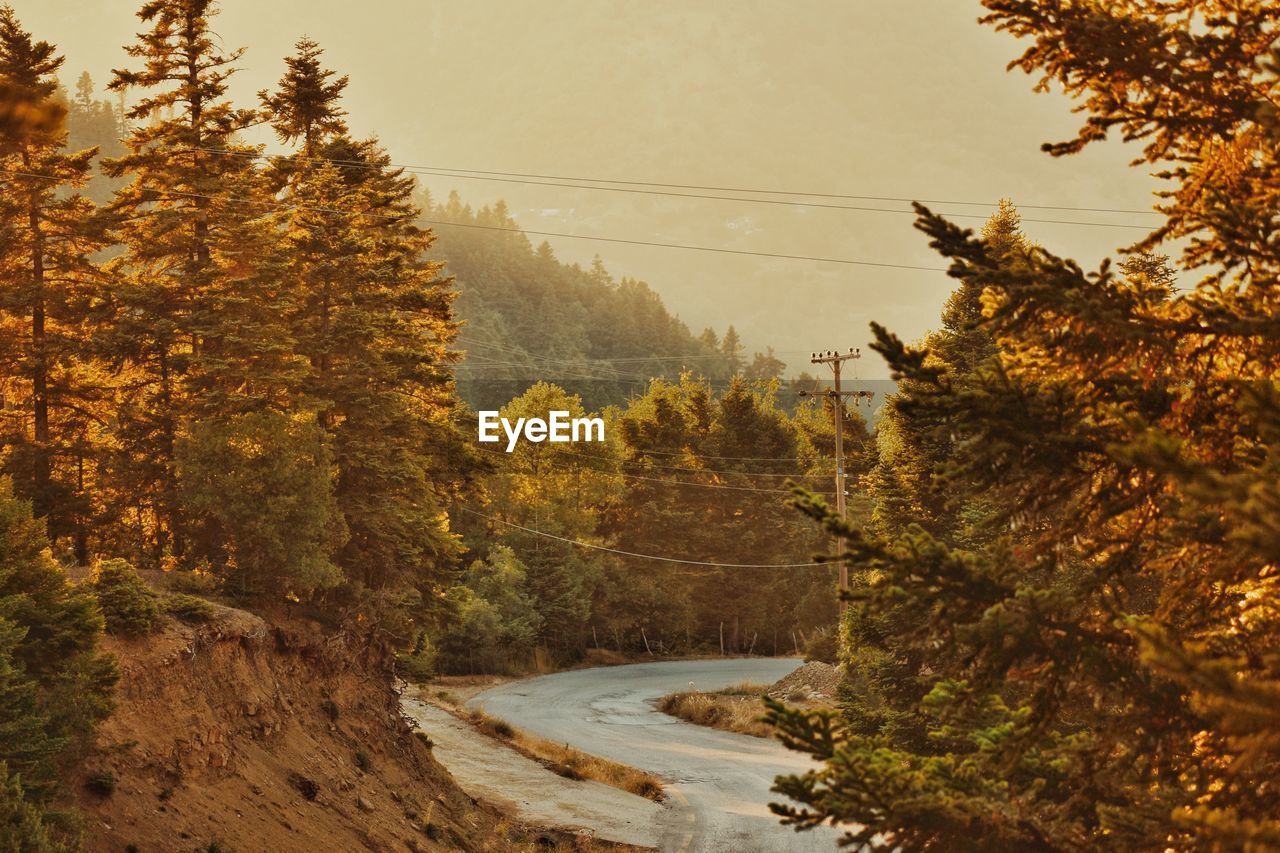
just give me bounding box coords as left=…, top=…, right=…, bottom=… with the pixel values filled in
left=72, top=603, right=597, bottom=852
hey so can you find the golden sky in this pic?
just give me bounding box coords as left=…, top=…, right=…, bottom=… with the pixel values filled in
left=14, top=0, right=1165, bottom=378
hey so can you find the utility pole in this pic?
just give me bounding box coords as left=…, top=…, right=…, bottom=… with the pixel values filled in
left=800, top=348, right=874, bottom=615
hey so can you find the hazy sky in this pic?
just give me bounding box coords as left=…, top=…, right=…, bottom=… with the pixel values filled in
left=14, top=0, right=1166, bottom=379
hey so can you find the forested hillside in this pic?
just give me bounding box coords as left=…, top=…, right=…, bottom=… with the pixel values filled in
left=424, top=193, right=740, bottom=410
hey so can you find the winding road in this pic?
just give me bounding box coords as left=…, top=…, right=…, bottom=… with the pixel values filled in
left=469, top=658, right=845, bottom=852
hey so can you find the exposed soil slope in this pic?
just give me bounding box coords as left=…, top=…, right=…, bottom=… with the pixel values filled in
left=72, top=603, right=597, bottom=852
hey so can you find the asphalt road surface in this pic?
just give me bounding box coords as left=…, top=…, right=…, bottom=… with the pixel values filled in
left=402, top=691, right=663, bottom=847
left=469, top=658, right=846, bottom=852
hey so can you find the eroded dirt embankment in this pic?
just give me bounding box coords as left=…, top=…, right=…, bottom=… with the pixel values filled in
left=72, top=604, right=578, bottom=852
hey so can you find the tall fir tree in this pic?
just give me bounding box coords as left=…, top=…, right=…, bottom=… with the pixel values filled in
left=263, top=40, right=473, bottom=595
left=102, top=0, right=284, bottom=563
left=0, top=7, right=106, bottom=561
left=720, top=324, right=745, bottom=375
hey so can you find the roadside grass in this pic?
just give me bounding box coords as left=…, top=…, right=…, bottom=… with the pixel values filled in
left=455, top=703, right=665, bottom=802
left=657, top=682, right=776, bottom=739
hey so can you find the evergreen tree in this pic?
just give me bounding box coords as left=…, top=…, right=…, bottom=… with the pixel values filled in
left=768, top=3, right=1280, bottom=848
left=258, top=37, right=348, bottom=151
left=0, top=7, right=106, bottom=560
left=0, top=477, right=115, bottom=842
left=64, top=71, right=124, bottom=204
left=720, top=325, right=745, bottom=375
left=176, top=412, right=345, bottom=596
left=744, top=347, right=786, bottom=383
left=263, top=40, right=473, bottom=594
left=101, top=0, right=268, bottom=563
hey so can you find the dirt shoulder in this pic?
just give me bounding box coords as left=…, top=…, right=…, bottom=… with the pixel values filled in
left=76, top=603, right=636, bottom=852
left=402, top=687, right=663, bottom=849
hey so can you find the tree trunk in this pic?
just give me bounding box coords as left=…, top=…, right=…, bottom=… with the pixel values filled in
left=25, top=150, right=51, bottom=528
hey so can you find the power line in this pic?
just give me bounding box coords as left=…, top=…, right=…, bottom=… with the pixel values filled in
left=416, top=170, right=1154, bottom=230
left=458, top=340, right=656, bottom=381
left=187, top=146, right=1160, bottom=221
left=470, top=443, right=822, bottom=493
left=458, top=336, right=808, bottom=363
left=470, top=438, right=822, bottom=478
left=456, top=506, right=824, bottom=569
left=1, top=169, right=948, bottom=271
left=427, top=218, right=951, bottom=270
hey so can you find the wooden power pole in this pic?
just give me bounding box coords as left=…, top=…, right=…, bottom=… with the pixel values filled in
left=800, top=348, right=874, bottom=615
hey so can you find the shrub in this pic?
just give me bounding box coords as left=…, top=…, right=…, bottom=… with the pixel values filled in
left=89, top=559, right=159, bottom=636
left=162, top=593, right=215, bottom=623
left=287, top=772, right=319, bottom=801
left=395, top=633, right=436, bottom=684
left=320, top=700, right=339, bottom=722
left=414, top=731, right=433, bottom=750
left=166, top=566, right=221, bottom=596
left=84, top=770, right=116, bottom=796
left=353, top=750, right=371, bottom=772
left=803, top=627, right=838, bottom=665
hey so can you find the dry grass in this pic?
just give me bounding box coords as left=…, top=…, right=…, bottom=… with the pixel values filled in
left=657, top=682, right=776, bottom=739
left=462, top=706, right=664, bottom=802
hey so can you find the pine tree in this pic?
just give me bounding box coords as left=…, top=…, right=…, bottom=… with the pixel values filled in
left=258, top=37, right=348, bottom=152
left=0, top=7, right=106, bottom=558
left=263, top=40, right=472, bottom=594
left=0, top=477, right=116, bottom=842
left=768, top=3, right=1280, bottom=848
left=720, top=325, right=745, bottom=375
left=102, top=0, right=281, bottom=563
left=744, top=347, right=786, bottom=382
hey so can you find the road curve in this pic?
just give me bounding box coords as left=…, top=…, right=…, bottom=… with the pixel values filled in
left=469, top=658, right=844, bottom=852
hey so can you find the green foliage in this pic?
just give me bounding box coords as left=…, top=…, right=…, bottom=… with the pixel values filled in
left=83, top=770, right=115, bottom=797
left=0, top=478, right=114, bottom=845
left=436, top=546, right=542, bottom=674
left=166, top=569, right=222, bottom=596
left=599, top=375, right=850, bottom=655
left=770, top=4, right=1280, bottom=848
left=353, top=750, right=370, bottom=773
left=0, top=764, right=67, bottom=852
left=161, top=594, right=215, bottom=624
left=177, top=412, right=345, bottom=598
left=89, top=559, right=158, bottom=637
left=395, top=633, right=437, bottom=683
